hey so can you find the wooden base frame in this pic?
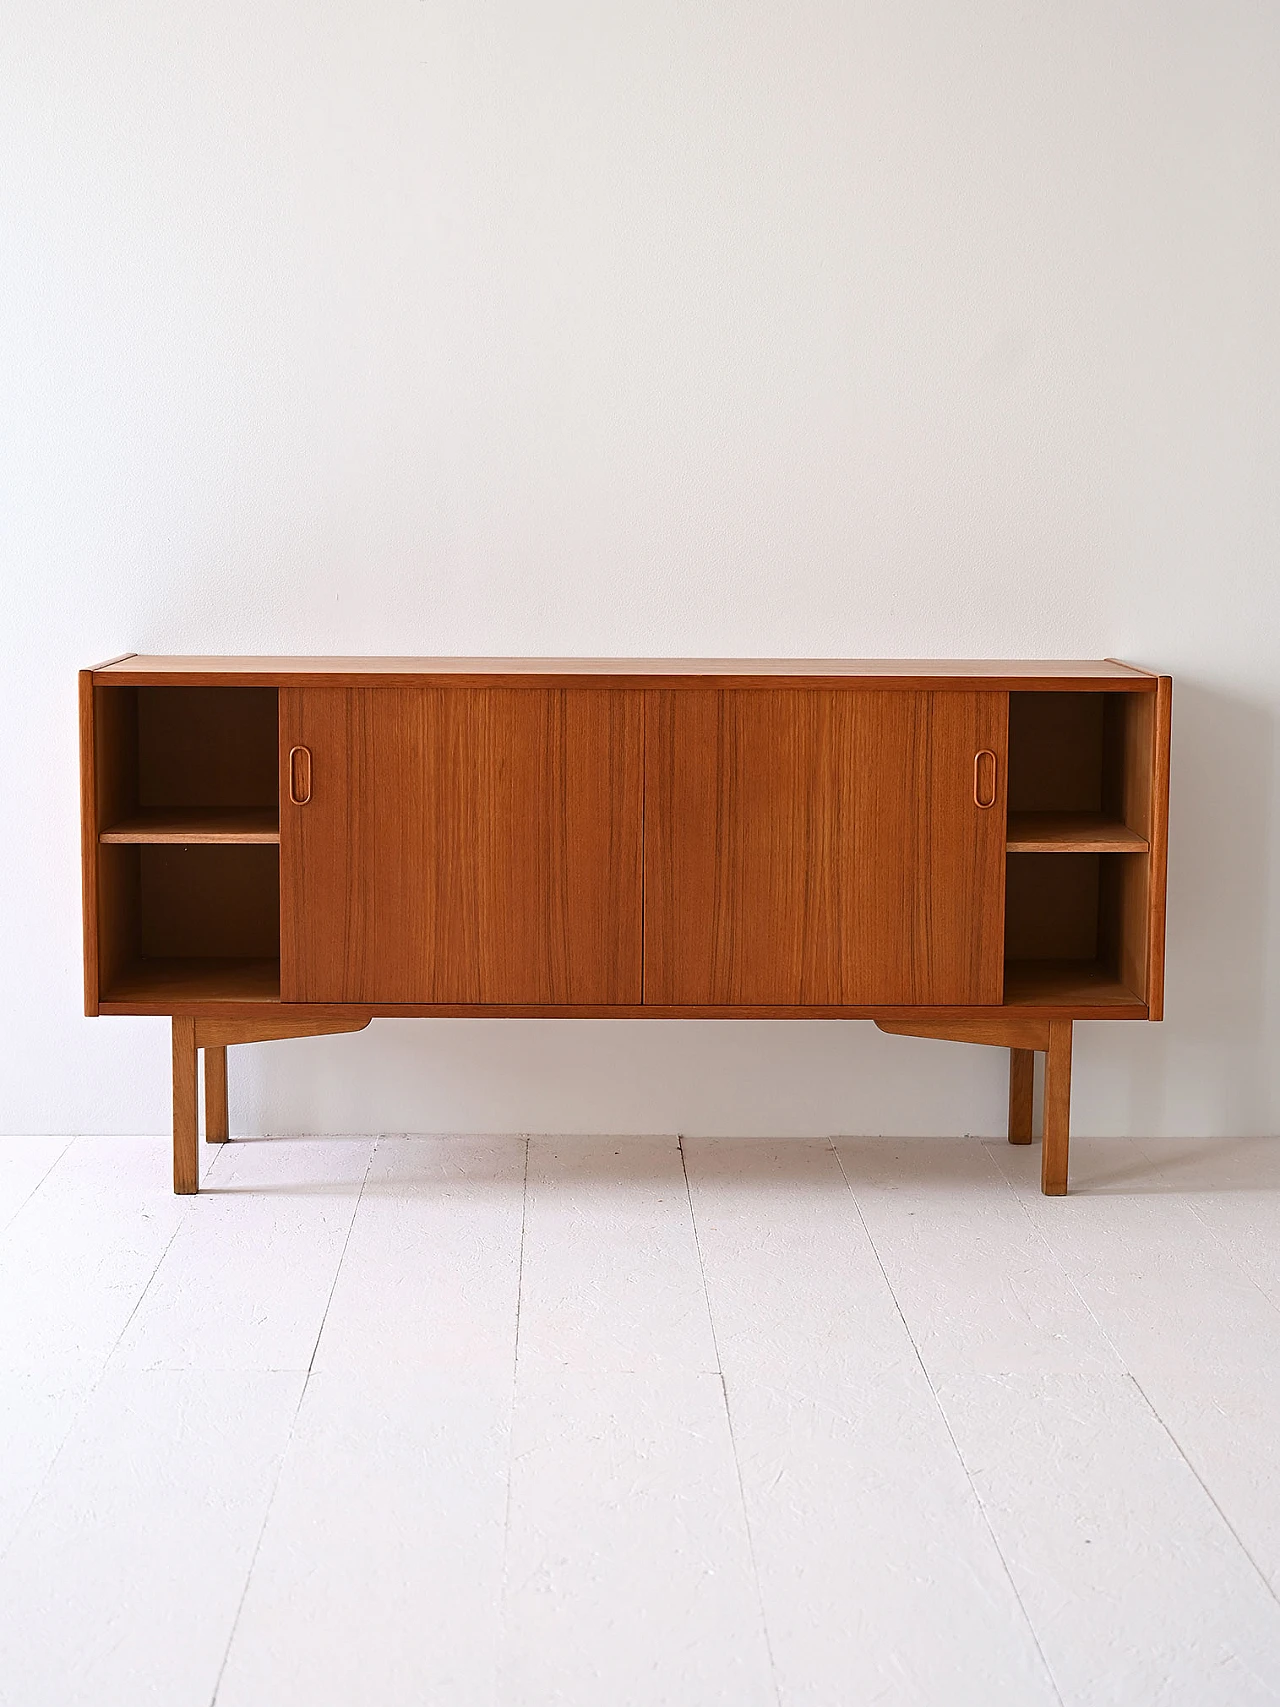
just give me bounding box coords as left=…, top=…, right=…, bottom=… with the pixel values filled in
left=170, top=1016, right=370, bottom=1194
left=205, top=1047, right=228, bottom=1143
left=171, top=1013, right=1074, bottom=1196
left=1008, top=1049, right=1034, bottom=1145
left=875, top=1016, right=1074, bottom=1195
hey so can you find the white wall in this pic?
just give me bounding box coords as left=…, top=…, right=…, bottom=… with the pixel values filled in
left=2, top=1, right=1277, bottom=1140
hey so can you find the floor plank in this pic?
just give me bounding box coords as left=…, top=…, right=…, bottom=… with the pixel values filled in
left=108, top=1139, right=374, bottom=1372
left=1131, top=1360, right=1280, bottom=1599
left=1134, top=1135, right=1280, bottom=1312
left=0, top=1370, right=304, bottom=1707
left=0, top=1137, right=188, bottom=1375
left=0, top=1370, right=94, bottom=1558
left=499, top=1371, right=775, bottom=1707
left=686, top=1139, right=1056, bottom=1704
left=937, top=1372, right=1280, bottom=1707
left=1113, top=1138, right=1280, bottom=1600
left=986, top=1135, right=1280, bottom=1384
left=216, top=1369, right=512, bottom=1707
left=0, top=1138, right=72, bottom=1238
left=838, top=1136, right=1121, bottom=1376
left=727, top=1371, right=1059, bottom=1706
left=517, top=1137, right=718, bottom=1374
left=682, top=1138, right=918, bottom=1385
left=311, top=1136, right=525, bottom=1376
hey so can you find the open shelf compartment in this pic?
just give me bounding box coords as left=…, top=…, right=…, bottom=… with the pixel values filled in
left=90, top=685, right=281, bottom=1005
left=1002, top=959, right=1146, bottom=1011
left=1003, top=690, right=1160, bottom=1011
left=101, top=955, right=281, bottom=1006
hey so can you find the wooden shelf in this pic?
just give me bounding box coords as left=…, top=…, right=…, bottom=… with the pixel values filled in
left=1006, top=813, right=1148, bottom=854
left=1004, top=959, right=1145, bottom=1013
left=101, top=808, right=280, bottom=845
left=101, top=958, right=281, bottom=1005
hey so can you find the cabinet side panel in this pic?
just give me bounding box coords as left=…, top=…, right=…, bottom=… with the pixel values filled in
left=97, top=847, right=141, bottom=998
left=84, top=685, right=141, bottom=1011
left=1100, top=852, right=1147, bottom=1003
left=79, top=673, right=98, bottom=1014
left=1115, top=691, right=1153, bottom=1003
left=1094, top=688, right=1167, bottom=1008
left=1145, top=677, right=1172, bottom=1020
left=1120, top=690, right=1156, bottom=839
left=93, top=685, right=139, bottom=826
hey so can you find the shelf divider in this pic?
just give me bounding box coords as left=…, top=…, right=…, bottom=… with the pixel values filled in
left=101, top=808, right=280, bottom=845
left=1006, top=812, right=1147, bottom=854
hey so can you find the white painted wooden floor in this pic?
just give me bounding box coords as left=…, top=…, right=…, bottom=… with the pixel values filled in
left=2, top=1132, right=1280, bottom=1706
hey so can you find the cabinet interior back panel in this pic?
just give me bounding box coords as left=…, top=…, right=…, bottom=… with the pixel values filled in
left=137, top=687, right=278, bottom=808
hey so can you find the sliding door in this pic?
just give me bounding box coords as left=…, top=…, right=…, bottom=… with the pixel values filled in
left=280, top=686, right=643, bottom=1004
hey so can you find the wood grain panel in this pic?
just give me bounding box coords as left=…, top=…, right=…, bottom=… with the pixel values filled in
left=79, top=673, right=100, bottom=1015
left=137, top=686, right=277, bottom=808
left=172, top=1017, right=199, bottom=1194
left=139, top=845, right=280, bottom=960
left=1006, top=812, right=1146, bottom=853
left=194, top=1017, right=371, bottom=1047
left=644, top=689, right=1007, bottom=1005
left=83, top=684, right=140, bottom=1012
left=1008, top=693, right=1104, bottom=812
left=280, top=687, right=643, bottom=1004
left=1009, top=1049, right=1035, bottom=1144
left=1001, top=960, right=1141, bottom=1009
left=96, top=846, right=141, bottom=1002
left=1005, top=854, right=1100, bottom=961
left=204, top=1047, right=228, bottom=1143
left=1098, top=851, right=1144, bottom=1005
left=1042, top=1018, right=1073, bottom=1194
left=1096, top=686, right=1171, bottom=1012
left=100, top=995, right=1148, bottom=1019
left=93, top=685, right=138, bottom=827
left=1145, top=677, right=1173, bottom=1020
left=875, top=1018, right=1051, bottom=1049
left=101, top=807, right=279, bottom=844
left=102, top=958, right=281, bottom=1005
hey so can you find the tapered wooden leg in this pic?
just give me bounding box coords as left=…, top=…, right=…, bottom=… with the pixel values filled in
left=1008, top=1049, right=1034, bottom=1144
left=172, top=1016, right=199, bottom=1194
left=1041, top=1019, right=1073, bottom=1196
left=204, top=1046, right=228, bottom=1143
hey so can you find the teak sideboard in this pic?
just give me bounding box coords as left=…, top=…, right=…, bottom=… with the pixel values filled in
left=79, top=657, right=1171, bottom=1197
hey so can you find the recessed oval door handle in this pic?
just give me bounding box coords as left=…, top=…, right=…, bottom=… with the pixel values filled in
left=288, top=746, right=312, bottom=806
left=973, top=750, right=997, bottom=809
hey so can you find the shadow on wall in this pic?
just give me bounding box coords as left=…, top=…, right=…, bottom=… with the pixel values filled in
left=239, top=1017, right=1013, bottom=1144
left=235, top=675, right=1275, bottom=1143
left=1085, top=675, right=1275, bottom=1138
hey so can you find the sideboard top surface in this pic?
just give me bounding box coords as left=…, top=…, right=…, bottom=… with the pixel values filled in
left=91, top=656, right=1158, bottom=691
